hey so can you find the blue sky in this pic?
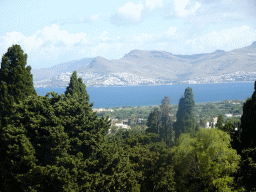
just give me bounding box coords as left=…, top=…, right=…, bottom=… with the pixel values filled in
left=0, top=0, right=256, bottom=69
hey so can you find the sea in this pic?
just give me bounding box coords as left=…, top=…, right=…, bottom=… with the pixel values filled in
left=34, top=82, right=255, bottom=108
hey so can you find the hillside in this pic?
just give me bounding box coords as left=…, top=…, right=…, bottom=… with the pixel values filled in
left=32, top=42, right=256, bottom=87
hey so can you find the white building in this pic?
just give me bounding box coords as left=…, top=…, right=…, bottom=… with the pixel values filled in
left=224, top=114, right=233, bottom=117
left=115, top=123, right=131, bottom=130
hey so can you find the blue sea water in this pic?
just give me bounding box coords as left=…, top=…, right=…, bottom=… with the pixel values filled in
left=35, top=82, right=255, bottom=108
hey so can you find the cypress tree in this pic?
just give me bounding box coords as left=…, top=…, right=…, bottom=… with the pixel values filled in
left=0, top=44, right=36, bottom=128
left=173, top=96, right=185, bottom=141
left=0, top=45, right=37, bottom=191
left=173, top=87, right=196, bottom=141
left=216, top=114, right=224, bottom=129
left=146, top=107, right=161, bottom=134
left=182, top=87, right=196, bottom=133
left=65, top=71, right=89, bottom=103
left=159, top=96, right=174, bottom=146
left=240, top=81, right=256, bottom=149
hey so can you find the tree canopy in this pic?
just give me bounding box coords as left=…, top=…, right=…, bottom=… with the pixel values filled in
left=171, top=128, right=240, bottom=191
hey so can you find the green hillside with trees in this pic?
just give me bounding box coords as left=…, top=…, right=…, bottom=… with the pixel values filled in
left=0, top=45, right=255, bottom=191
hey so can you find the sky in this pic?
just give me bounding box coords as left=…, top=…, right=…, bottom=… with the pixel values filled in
left=0, top=0, right=256, bottom=69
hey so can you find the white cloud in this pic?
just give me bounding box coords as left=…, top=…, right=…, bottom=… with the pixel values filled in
left=99, top=31, right=120, bottom=42
left=124, top=26, right=182, bottom=43
left=0, top=31, right=25, bottom=46
left=118, top=2, right=144, bottom=20
left=0, top=24, right=89, bottom=51
left=145, top=0, right=163, bottom=10
left=163, top=26, right=178, bottom=38
left=174, top=0, right=201, bottom=17
left=90, top=14, right=100, bottom=20
left=186, top=25, right=256, bottom=52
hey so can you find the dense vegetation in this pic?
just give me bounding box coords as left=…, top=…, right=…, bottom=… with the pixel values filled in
left=0, top=45, right=255, bottom=191
left=97, top=99, right=244, bottom=123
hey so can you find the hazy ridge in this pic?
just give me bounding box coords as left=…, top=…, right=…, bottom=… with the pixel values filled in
left=32, top=42, right=256, bottom=87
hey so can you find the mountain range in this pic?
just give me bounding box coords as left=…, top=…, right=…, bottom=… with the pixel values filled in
left=32, top=42, right=256, bottom=88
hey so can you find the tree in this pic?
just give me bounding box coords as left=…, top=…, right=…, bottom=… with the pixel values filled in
left=222, top=121, right=234, bottom=135
left=240, top=81, right=256, bottom=149
left=0, top=68, right=113, bottom=191
left=173, top=87, right=196, bottom=142
left=0, top=44, right=37, bottom=191
left=216, top=114, right=224, bottom=129
left=173, top=97, right=185, bottom=141
left=171, top=129, right=240, bottom=191
left=160, top=96, right=174, bottom=146
left=146, top=108, right=161, bottom=134
left=182, top=87, right=196, bottom=133
left=199, top=119, right=207, bottom=128
left=65, top=70, right=89, bottom=104
left=0, top=44, right=37, bottom=127
left=235, top=81, right=256, bottom=191
left=123, top=134, right=176, bottom=191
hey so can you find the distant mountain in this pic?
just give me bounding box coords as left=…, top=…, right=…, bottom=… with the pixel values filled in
left=31, top=58, right=93, bottom=81
left=32, top=42, right=256, bottom=88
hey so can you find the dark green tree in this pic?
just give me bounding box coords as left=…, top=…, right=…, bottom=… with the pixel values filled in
left=146, top=107, right=161, bottom=134
left=221, top=121, right=234, bottom=135
left=173, top=87, right=196, bottom=142
left=235, top=81, right=256, bottom=191
left=182, top=87, right=196, bottom=133
left=173, top=97, right=185, bottom=141
left=0, top=44, right=37, bottom=191
left=160, top=96, right=174, bottom=146
left=240, top=81, right=256, bottom=149
left=0, top=44, right=36, bottom=127
left=216, top=114, right=224, bottom=129
left=65, top=70, right=89, bottom=104
left=0, top=68, right=114, bottom=191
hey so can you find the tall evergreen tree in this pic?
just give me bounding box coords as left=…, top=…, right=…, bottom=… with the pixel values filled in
left=0, top=44, right=36, bottom=128
left=173, top=87, right=196, bottom=142
left=216, top=114, right=224, bottom=129
left=173, top=96, right=185, bottom=141
left=160, top=96, right=174, bottom=146
left=65, top=70, right=90, bottom=104
left=0, top=45, right=37, bottom=191
left=240, top=80, right=256, bottom=149
left=146, top=107, right=161, bottom=134
left=182, top=87, right=196, bottom=133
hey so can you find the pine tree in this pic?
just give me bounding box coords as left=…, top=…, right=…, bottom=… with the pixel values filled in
left=216, top=114, right=224, bottom=129
left=173, top=96, right=185, bottom=141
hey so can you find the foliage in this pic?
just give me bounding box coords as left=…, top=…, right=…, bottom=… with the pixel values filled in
left=171, top=128, right=241, bottom=192
left=240, top=81, right=256, bottom=149
left=0, top=44, right=37, bottom=191
left=173, top=97, right=185, bottom=141
left=146, top=96, right=174, bottom=146
left=216, top=114, right=224, bottom=129
left=146, top=107, right=161, bottom=134
left=173, top=87, right=196, bottom=142
left=237, top=147, right=256, bottom=191
left=1, top=45, right=254, bottom=191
